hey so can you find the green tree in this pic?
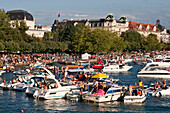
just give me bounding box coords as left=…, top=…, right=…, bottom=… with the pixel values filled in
left=19, top=41, right=32, bottom=52
left=121, top=31, right=142, bottom=50
left=0, top=42, right=5, bottom=50
left=4, top=41, right=20, bottom=53
left=143, top=34, right=162, bottom=50
left=44, top=41, right=59, bottom=50
left=0, top=9, right=10, bottom=29
left=43, top=32, right=53, bottom=41
left=18, top=20, right=29, bottom=33
left=31, top=42, right=45, bottom=53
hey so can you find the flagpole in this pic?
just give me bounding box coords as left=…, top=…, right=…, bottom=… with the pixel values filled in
left=58, top=13, right=60, bottom=22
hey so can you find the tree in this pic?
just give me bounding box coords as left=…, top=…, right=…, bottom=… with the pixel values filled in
left=121, top=31, right=142, bottom=50
left=18, top=41, right=32, bottom=52
left=44, top=41, right=59, bottom=51
left=4, top=41, right=20, bottom=53
left=18, top=20, right=29, bottom=33
left=31, top=42, right=45, bottom=53
left=0, top=9, right=10, bottom=29
left=43, top=32, right=53, bottom=41
left=143, top=34, right=162, bottom=50
left=0, top=42, right=5, bottom=50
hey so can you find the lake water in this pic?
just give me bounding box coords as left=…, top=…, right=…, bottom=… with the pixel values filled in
left=0, top=63, right=170, bottom=113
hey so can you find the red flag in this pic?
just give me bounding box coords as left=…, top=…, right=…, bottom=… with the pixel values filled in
left=58, top=13, right=60, bottom=17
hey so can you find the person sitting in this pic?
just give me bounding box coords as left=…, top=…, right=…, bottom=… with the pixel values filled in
left=12, top=78, right=16, bottom=84
left=138, top=80, right=143, bottom=87
left=39, top=82, right=42, bottom=88
left=54, top=82, right=58, bottom=88
left=44, top=82, right=48, bottom=89
left=162, top=80, right=167, bottom=89
left=154, top=81, right=159, bottom=90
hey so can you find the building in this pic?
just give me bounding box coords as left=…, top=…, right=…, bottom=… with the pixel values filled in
left=7, top=10, right=50, bottom=38
left=52, top=14, right=129, bottom=35
left=128, top=20, right=170, bottom=43
left=85, top=14, right=129, bottom=35
left=52, top=14, right=169, bottom=43
left=7, top=10, right=35, bottom=29
left=52, top=19, right=86, bottom=32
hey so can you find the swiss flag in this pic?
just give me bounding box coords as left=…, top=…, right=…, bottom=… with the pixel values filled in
left=58, top=13, right=60, bottom=17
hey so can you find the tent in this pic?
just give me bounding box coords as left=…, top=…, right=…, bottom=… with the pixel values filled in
left=92, top=73, right=108, bottom=79
left=81, top=53, right=91, bottom=60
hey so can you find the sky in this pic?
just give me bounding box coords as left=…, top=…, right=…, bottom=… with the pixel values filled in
left=1, top=0, right=170, bottom=29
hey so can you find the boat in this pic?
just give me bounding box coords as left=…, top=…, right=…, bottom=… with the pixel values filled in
left=123, top=94, right=146, bottom=103
left=82, top=86, right=123, bottom=103
left=122, top=86, right=146, bottom=103
left=66, top=87, right=87, bottom=101
left=103, top=64, right=133, bottom=72
left=137, top=62, right=170, bottom=78
left=0, top=70, right=6, bottom=76
left=33, top=78, right=77, bottom=99
left=144, top=84, right=170, bottom=97
left=152, top=87, right=170, bottom=97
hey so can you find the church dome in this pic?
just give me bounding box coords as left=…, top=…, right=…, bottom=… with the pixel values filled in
left=7, top=10, right=33, bottom=21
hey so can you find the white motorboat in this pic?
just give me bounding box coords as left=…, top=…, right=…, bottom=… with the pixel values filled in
left=153, top=87, right=170, bottom=97
left=137, top=62, right=170, bottom=78
left=103, top=64, right=133, bottom=72
left=0, top=70, right=6, bottom=76
left=25, top=67, right=58, bottom=96
left=146, top=86, right=170, bottom=97
left=12, top=82, right=28, bottom=92
left=122, top=86, right=146, bottom=103
left=33, top=78, right=77, bottom=99
left=66, top=87, right=88, bottom=101
left=82, top=86, right=123, bottom=103
left=124, top=94, right=146, bottom=103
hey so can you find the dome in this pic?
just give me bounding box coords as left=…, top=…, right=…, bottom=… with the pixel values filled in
left=6, top=10, right=33, bottom=21
left=106, top=13, right=114, bottom=21
left=119, top=16, right=127, bottom=22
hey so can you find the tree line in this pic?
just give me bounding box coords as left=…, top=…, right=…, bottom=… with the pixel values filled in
left=0, top=9, right=169, bottom=53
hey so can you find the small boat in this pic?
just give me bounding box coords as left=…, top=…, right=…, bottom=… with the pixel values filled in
left=137, top=62, right=170, bottom=78
left=33, top=78, right=77, bottom=99
left=82, top=86, right=122, bottom=103
left=66, top=87, right=88, bottom=102
left=122, top=86, right=146, bottom=103
left=0, top=70, right=6, bottom=76
left=103, top=64, right=133, bottom=72
left=12, top=82, right=28, bottom=92
left=145, top=85, right=170, bottom=97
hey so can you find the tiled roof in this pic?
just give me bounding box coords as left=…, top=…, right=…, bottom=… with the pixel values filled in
left=129, top=22, right=160, bottom=32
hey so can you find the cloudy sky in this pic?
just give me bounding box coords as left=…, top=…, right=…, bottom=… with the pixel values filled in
left=1, top=0, right=170, bottom=29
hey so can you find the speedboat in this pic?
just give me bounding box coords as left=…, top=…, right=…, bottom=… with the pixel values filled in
left=122, top=86, right=146, bottom=103
left=82, top=86, right=123, bottom=103
left=103, top=64, right=133, bottom=72
left=0, top=70, right=6, bottom=76
left=33, top=78, right=77, bottom=99
left=145, top=85, right=170, bottom=97
left=66, top=87, right=88, bottom=102
left=137, top=62, right=170, bottom=78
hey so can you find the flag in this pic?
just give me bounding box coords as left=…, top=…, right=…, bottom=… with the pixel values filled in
left=58, top=13, right=60, bottom=17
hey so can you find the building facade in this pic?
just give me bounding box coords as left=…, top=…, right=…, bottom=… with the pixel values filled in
left=52, top=14, right=169, bottom=43
left=7, top=10, right=49, bottom=38
left=52, top=14, right=129, bottom=35
left=128, top=20, right=170, bottom=43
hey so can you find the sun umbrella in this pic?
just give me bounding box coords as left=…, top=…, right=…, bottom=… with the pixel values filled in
left=46, top=62, right=64, bottom=75
left=92, top=73, right=108, bottom=79
left=47, top=62, right=64, bottom=67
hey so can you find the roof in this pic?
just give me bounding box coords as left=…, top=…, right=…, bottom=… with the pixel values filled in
left=7, top=10, right=34, bottom=21
left=129, top=22, right=160, bottom=32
